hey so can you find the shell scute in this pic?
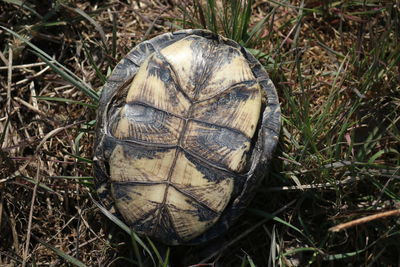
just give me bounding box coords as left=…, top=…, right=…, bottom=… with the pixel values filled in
left=183, top=121, right=250, bottom=172
left=110, top=145, right=175, bottom=183
left=192, top=81, right=262, bottom=138
left=125, top=53, right=191, bottom=115
left=110, top=103, right=184, bottom=145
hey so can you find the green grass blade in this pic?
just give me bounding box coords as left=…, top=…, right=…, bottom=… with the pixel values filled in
left=244, top=8, right=275, bottom=47
left=34, top=96, right=97, bottom=109
left=30, top=50, right=99, bottom=103
left=21, top=176, right=56, bottom=193
left=194, top=0, right=207, bottom=29
left=67, top=6, right=107, bottom=50
left=239, top=0, right=253, bottom=41
left=281, top=247, right=319, bottom=258
left=2, top=0, right=43, bottom=19
left=0, top=26, right=99, bottom=103
left=91, top=197, right=155, bottom=264
left=206, top=0, right=218, bottom=33
left=130, top=232, right=144, bottom=267
left=325, top=249, right=366, bottom=261
left=266, top=0, right=321, bottom=13
left=34, top=236, right=87, bottom=267
left=251, top=209, right=314, bottom=245
left=50, top=176, right=93, bottom=180
left=1, top=26, right=88, bottom=85
left=83, top=44, right=107, bottom=84
left=64, top=151, right=93, bottom=164
left=368, top=149, right=399, bottom=164
left=74, top=131, right=85, bottom=158
left=162, top=247, right=170, bottom=267
left=246, top=254, right=256, bottom=267
left=145, top=237, right=164, bottom=265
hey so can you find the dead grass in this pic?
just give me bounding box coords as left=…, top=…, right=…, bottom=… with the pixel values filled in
left=1, top=0, right=399, bottom=266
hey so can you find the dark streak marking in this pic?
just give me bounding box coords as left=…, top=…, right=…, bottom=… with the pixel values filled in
left=126, top=42, right=156, bottom=66
left=146, top=57, right=180, bottom=107
left=106, top=132, right=249, bottom=176
left=113, top=181, right=166, bottom=186
left=125, top=104, right=166, bottom=125
left=126, top=101, right=186, bottom=120
left=181, top=147, right=247, bottom=176
left=101, top=135, right=118, bottom=158
left=189, top=37, right=218, bottom=100
left=120, top=143, right=170, bottom=160
left=106, top=133, right=177, bottom=149
left=196, top=127, right=247, bottom=150
left=112, top=184, right=133, bottom=201
left=108, top=57, right=138, bottom=82
left=110, top=103, right=182, bottom=145
left=183, top=121, right=249, bottom=171
left=164, top=206, right=182, bottom=243
left=155, top=51, right=193, bottom=104
left=184, top=152, right=231, bottom=183
left=149, top=207, right=182, bottom=243
left=169, top=183, right=221, bottom=214
left=192, top=80, right=256, bottom=104
left=189, top=118, right=249, bottom=138
left=122, top=101, right=252, bottom=139
left=188, top=201, right=219, bottom=222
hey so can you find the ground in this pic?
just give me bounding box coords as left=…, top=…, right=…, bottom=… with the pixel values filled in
left=0, top=0, right=399, bottom=266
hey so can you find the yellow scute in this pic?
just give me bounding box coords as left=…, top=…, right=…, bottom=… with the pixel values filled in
left=110, top=145, right=176, bottom=182
left=199, top=54, right=255, bottom=100
left=125, top=55, right=190, bottom=115
left=166, top=186, right=219, bottom=241
left=112, top=184, right=165, bottom=224
left=159, top=38, right=196, bottom=98
left=183, top=122, right=251, bottom=172
left=170, top=151, right=234, bottom=212
left=226, top=140, right=250, bottom=171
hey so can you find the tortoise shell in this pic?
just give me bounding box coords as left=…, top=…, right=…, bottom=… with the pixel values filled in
left=94, top=29, right=280, bottom=245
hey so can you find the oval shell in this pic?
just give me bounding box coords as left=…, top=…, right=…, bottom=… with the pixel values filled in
left=94, top=30, right=281, bottom=245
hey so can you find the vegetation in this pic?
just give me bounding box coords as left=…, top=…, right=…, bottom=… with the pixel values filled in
left=0, top=0, right=399, bottom=266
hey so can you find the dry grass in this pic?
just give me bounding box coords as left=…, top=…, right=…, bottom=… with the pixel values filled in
left=1, top=0, right=399, bottom=266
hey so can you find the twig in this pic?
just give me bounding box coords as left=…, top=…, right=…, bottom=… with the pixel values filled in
left=77, top=206, right=106, bottom=244
left=7, top=46, right=12, bottom=112
left=0, top=160, right=30, bottom=184
left=0, top=61, right=48, bottom=70
left=329, top=209, right=400, bottom=232
left=0, top=250, right=23, bottom=264
left=22, top=159, right=42, bottom=267
left=35, top=122, right=84, bottom=154
left=142, top=6, right=169, bottom=41
left=0, top=193, right=3, bottom=243
left=17, top=108, right=31, bottom=139
left=7, top=206, right=21, bottom=255
left=69, top=237, right=100, bottom=254
left=14, top=97, right=49, bottom=118
left=267, top=176, right=361, bottom=191
left=5, top=46, right=13, bottom=147
left=0, top=49, right=8, bottom=65
left=30, top=82, right=47, bottom=150
left=15, top=65, right=50, bottom=86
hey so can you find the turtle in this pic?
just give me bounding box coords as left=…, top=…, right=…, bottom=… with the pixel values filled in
left=93, top=29, right=281, bottom=245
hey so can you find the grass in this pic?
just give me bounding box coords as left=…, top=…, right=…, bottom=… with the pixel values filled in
left=0, top=0, right=399, bottom=266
